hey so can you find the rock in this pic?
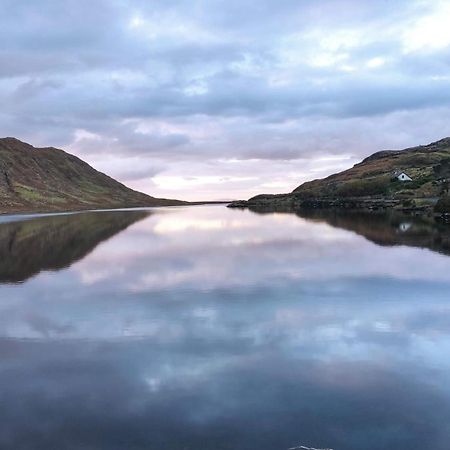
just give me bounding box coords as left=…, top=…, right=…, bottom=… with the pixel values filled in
left=435, top=196, right=450, bottom=214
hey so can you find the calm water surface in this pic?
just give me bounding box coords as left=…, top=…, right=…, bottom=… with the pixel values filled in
left=0, top=205, right=450, bottom=450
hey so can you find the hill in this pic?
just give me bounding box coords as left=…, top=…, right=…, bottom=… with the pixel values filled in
left=0, top=137, right=185, bottom=213
left=229, top=138, right=450, bottom=212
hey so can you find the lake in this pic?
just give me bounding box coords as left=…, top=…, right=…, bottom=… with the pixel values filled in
left=0, top=205, right=449, bottom=450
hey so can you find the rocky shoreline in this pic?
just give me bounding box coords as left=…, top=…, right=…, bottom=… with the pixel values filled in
left=228, top=193, right=450, bottom=217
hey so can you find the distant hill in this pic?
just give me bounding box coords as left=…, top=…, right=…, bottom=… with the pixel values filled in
left=0, top=137, right=186, bottom=213
left=229, top=138, right=450, bottom=212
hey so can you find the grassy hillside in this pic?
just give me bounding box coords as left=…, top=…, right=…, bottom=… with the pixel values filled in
left=0, top=137, right=185, bottom=213
left=293, top=137, right=450, bottom=201
left=230, top=138, right=450, bottom=212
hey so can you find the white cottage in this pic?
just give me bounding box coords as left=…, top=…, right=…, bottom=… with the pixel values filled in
left=396, top=172, right=412, bottom=182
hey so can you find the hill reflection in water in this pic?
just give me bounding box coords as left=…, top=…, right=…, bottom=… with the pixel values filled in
left=0, top=206, right=449, bottom=450
left=247, top=206, right=450, bottom=256
left=0, top=210, right=150, bottom=283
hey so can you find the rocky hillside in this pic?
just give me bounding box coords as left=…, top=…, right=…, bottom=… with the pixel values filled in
left=0, top=137, right=185, bottom=213
left=230, top=138, right=450, bottom=212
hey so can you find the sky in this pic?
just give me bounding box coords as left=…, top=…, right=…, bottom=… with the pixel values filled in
left=1, top=0, right=450, bottom=200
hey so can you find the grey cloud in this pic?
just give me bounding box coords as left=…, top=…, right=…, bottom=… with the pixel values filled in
left=1, top=0, right=450, bottom=199
left=114, top=165, right=164, bottom=181
left=12, top=78, right=63, bottom=102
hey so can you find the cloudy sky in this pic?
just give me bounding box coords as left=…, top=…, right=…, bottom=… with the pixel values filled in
left=1, top=0, right=450, bottom=200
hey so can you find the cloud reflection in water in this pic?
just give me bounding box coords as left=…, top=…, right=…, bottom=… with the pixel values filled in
left=0, top=205, right=449, bottom=450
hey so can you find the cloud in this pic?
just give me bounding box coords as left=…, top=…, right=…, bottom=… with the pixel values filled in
left=1, top=0, right=450, bottom=199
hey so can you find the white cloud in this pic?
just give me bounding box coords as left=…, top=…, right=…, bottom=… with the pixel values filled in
left=2, top=0, right=450, bottom=200
left=366, top=57, right=385, bottom=68
left=402, top=2, right=450, bottom=52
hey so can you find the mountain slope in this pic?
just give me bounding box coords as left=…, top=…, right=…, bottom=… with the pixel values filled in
left=230, top=138, right=450, bottom=211
left=293, top=137, right=450, bottom=199
left=0, top=137, right=185, bottom=213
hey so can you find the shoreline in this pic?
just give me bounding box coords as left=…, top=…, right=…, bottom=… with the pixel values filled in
left=228, top=195, right=450, bottom=218
left=0, top=201, right=231, bottom=218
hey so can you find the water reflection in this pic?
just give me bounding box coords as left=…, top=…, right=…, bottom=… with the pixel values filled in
left=0, top=210, right=150, bottom=283
left=247, top=206, right=450, bottom=256
left=0, top=206, right=449, bottom=450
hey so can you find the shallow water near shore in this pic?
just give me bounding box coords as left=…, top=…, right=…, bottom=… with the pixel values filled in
left=0, top=205, right=449, bottom=450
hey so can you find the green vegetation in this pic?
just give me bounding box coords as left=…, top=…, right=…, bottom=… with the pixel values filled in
left=15, top=185, right=47, bottom=202
left=336, top=177, right=390, bottom=197
left=293, top=137, right=450, bottom=201
left=0, top=137, right=185, bottom=214
left=233, top=137, right=450, bottom=212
